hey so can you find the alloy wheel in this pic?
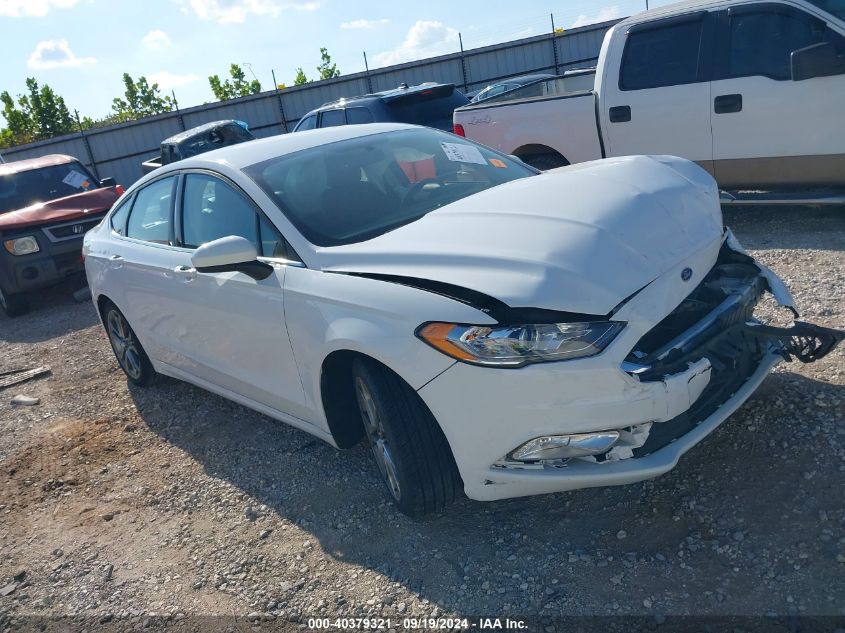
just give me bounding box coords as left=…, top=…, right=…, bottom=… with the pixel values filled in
left=106, top=309, right=143, bottom=380
left=355, top=376, right=402, bottom=500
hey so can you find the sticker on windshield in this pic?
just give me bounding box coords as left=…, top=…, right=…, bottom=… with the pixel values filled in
left=62, top=170, right=89, bottom=190
left=440, top=142, right=487, bottom=165
left=489, top=158, right=507, bottom=168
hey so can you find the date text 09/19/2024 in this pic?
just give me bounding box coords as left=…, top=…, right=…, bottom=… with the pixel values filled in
left=306, top=617, right=527, bottom=630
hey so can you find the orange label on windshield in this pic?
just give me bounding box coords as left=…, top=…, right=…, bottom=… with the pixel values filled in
left=489, top=158, right=507, bottom=168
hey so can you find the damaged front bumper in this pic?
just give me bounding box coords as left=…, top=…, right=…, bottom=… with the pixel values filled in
left=418, top=231, right=843, bottom=502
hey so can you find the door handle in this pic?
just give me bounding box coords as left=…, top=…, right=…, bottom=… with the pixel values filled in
left=609, top=105, right=631, bottom=123
left=714, top=93, right=742, bottom=113
left=173, top=265, right=197, bottom=281
left=108, top=254, right=123, bottom=268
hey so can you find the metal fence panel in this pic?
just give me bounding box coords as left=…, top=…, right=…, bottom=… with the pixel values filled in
left=0, top=19, right=618, bottom=188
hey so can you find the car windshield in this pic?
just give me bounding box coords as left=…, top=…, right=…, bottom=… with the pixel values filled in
left=806, top=0, right=845, bottom=20
left=244, top=127, right=536, bottom=246
left=0, top=161, right=99, bottom=215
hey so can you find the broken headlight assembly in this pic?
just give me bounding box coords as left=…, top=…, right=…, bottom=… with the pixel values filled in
left=416, top=321, right=625, bottom=367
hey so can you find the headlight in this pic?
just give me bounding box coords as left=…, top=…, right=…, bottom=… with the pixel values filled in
left=416, top=321, right=625, bottom=367
left=4, top=236, right=40, bottom=256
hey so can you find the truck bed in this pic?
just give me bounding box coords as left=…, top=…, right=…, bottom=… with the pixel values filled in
left=454, top=72, right=604, bottom=166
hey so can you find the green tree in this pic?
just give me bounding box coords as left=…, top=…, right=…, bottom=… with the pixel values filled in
left=0, top=78, right=75, bottom=147
left=316, top=47, right=340, bottom=80
left=293, top=67, right=309, bottom=85
left=111, top=73, right=174, bottom=122
left=208, top=63, right=262, bottom=101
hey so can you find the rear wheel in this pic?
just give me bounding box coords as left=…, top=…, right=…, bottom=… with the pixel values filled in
left=352, top=358, right=462, bottom=517
left=522, top=153, right=569, bottom=171
left=102, top=301, right=156, bottom=387
left=0, top=286, right=29, bottom=318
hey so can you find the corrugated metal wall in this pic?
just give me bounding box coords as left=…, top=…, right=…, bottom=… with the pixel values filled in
left=0, top=19, right=618, bottom=187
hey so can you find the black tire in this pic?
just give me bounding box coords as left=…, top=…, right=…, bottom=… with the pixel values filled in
left=352, top=358, right=462, bottom=517
left=0, top=286, right=29, bottom=318
left=522, top=153, right=569, bottom=171
left=101, top=300, right=157, bottom=387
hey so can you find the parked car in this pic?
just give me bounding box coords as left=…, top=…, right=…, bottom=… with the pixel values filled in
left=470, top=73, right=557, bottom=103
left=141, top=120, right=255, bottom=174
left=0, top=154, right=123, bottom=317
left=83, top=124, right=843, bottom=516
left=293, top=83, right=469, bottom=133
left=454, top=0, right=845, bottom=201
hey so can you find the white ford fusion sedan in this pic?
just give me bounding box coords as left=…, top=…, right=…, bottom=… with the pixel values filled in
left=84, top=124, right=843, bottom=516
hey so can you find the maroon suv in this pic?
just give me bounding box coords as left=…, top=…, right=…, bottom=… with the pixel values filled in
left=0, top=154, right=122, bottom=317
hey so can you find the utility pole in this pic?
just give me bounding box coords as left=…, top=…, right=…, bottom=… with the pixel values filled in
left=363, top=51, right=373, bottom=93
left=458, top=33, right=468, bottom=93
left=172, top=90, right=186, bottom=131
left=271, top=69, right=289, bottom=133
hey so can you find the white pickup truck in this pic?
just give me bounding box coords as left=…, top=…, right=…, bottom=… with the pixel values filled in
left=454, top=0, right=845, bottom=202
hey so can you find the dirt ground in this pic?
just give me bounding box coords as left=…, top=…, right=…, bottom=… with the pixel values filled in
left=0, top=206, right=843, bottom=632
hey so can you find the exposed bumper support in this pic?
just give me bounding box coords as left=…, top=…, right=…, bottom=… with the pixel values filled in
left=745, top=321, right=845, bottom=363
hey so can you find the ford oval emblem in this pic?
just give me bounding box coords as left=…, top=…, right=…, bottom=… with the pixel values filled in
left=681, top=267, right=693, bottom=282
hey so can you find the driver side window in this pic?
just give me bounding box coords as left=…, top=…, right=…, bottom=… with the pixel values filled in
left=180, top=173, right=291, bottom=259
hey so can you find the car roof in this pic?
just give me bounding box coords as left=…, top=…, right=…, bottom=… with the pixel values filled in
left=0, top=154, right=78, bottom=176
left=161, top=120, right=242, bottom=145
left=310, top=82, right=456, bottom=112
left=154, top=123, right=419, bottom=173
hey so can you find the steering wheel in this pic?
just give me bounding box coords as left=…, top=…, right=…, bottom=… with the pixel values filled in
left=401, top=178, right=445, bottom=209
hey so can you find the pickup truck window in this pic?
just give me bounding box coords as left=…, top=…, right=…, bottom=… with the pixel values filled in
left=620, top=18, right=704, bottom=90
left=726, top=7, right=842, bottom=80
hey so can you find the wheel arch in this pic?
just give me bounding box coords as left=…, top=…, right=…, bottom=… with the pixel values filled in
left=318, top=348, right=452, bottom=453
left=511, top=143, right=568, bottom=163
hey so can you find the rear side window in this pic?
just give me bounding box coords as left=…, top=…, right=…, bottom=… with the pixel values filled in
left=384, top=86, right=470, bottom=131
left=319, top=109, right=346, bottom=128
left=620, top=18, right=704, bottom=90
left=126, top=177, right=174, bottom=244
left=726, top=8, right=844, bottom=80
left=109, top=195, right=133, bottom=236
left=346, top=107, right=375, bottom=124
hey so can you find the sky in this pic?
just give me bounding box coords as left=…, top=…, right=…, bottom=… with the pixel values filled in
left=0, top=0, right=674, bottom=120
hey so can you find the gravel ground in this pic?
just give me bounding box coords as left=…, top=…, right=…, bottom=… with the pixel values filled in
left=0, top=206, right=843, bottom=632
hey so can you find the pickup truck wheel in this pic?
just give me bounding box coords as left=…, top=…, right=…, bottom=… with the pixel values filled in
left=0, top=286, right=29, bottom=318
left=352, top=358, right=462, bottom=517
left=102, top=301, right=156, bottom=387
left=522, top=153, right=569, bottom=171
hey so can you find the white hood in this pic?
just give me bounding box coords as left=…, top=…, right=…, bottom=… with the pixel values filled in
left=317, top=155, right=723, bottom=315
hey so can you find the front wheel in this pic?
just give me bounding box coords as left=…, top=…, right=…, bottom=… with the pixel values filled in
left=352, top=358, right=462, bottom=517
left=0, top=286, right=29, bottom=318
left=102, top=301, right=157, bottom=387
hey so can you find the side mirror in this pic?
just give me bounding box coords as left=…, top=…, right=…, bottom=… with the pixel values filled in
left=791, top=41, right=838, bottom=81
left=190, top=236, right=273, bottom=281
left=100, top=177, right=117, bottom=187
